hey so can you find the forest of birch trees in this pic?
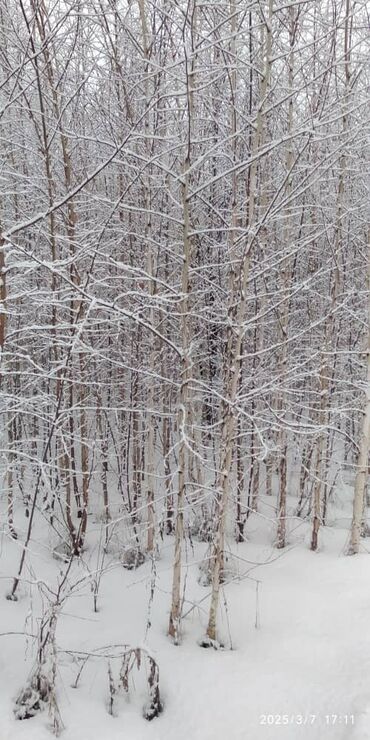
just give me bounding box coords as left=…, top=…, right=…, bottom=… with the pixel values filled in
left=0, top=0, right=370, bottom=702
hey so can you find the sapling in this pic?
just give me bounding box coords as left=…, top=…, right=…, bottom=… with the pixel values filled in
left=107, top=661, right=116, bottom=716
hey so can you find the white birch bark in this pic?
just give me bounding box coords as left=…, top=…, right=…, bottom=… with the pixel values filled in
left=348, top=232, right=370, bottom=554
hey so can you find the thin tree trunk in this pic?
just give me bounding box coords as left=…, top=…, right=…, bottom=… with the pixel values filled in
left=168, top=2, right=196, bottom=640
left=348, top=232, right=370, bottom=554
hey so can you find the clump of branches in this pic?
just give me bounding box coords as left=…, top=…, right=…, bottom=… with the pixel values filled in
left=108, top=647, right=163, bottom=721
left=14, top=607, right=62, bottom=735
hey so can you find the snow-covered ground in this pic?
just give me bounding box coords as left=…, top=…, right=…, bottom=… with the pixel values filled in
left=1, top=489, right=370, bottom=740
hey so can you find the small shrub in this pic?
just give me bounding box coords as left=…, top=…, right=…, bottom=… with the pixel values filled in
left=121, top=546, right=145, bottom=570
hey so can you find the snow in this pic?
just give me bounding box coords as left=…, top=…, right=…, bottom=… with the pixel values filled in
left=1, top=493, right=370, bottom=740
